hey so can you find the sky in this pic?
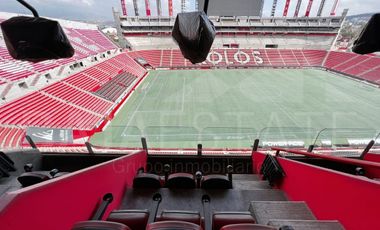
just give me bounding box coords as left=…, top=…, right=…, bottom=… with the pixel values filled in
left=1, top=0, right=379, bottom=22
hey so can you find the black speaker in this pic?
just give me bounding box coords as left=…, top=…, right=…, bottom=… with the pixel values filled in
left=1, top=16, right=74, bottom=62
left=352, top=13, right=380, bottom=55
left=172, top=11, right=216, bottom=64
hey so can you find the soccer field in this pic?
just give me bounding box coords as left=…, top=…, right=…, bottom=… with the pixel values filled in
left=90, top=69, right=380, bottom=149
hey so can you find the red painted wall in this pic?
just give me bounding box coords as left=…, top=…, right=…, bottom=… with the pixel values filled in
left=253, top=152, right=380, bottom=230
left=364, top=153, right=380, bottom=164
left=0, top=151, right=147, bottom=230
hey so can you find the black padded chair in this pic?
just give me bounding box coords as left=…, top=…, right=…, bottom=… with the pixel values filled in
left=165, top=173, right=196, bottom=189
left=17, top=165, right=69, bottom=187
left=133, top=173, right=162, bottom=188
left=201, top=174, right=231, bottom=189
left=201, top=165, right=233, bottom=189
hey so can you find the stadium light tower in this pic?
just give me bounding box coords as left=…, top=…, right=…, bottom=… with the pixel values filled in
left=168, top=0, right=173, bottom=16
left=120, top=0, right=127, bottom=16
left=317, top=0, right=326, bottom=16
left=133, top=0, right=139, bottom=16
left=294, top=0, right=302, bottom=17
left=271, top=0, right=278, bottom=17
left=181, top=0, right=186, bottom=13
left=305, top=0, right=314, bottom=17
left=145, top=0, right=151, bottom=16
left=283, top=0, right=291, bottom=17
left=330, top=0, right=340, bottom=16
left=156, top=0, right=162, bottom=16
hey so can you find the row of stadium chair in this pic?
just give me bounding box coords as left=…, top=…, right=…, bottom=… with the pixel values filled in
left=0, top=53, right=147, bottom=146
left=42, top=82, right=114, bottom=115
left=0, top=92, right=102, bottom=130
left=0, top=16, right=117, bottom=84
left=133, top=165, right=233, bottom=189
left=325, top=51, right=380, bottom=84
left=128, top=49, right=327, bottom=68
left=95, top=73, right=137, bottom=102
left=130, top=48, right=380, bottom=85
left=73, top=191, right=278, bottom=230
left=103, top=210, right=262, bottom=230
left=0, top=126, right=25, bottom=149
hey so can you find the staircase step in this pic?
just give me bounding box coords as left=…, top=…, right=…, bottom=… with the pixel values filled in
left=233, top=180, right=271, bottom=190
left=233, top=174, right=261, bottom=181
left=249, top=201, right=316, bottom=225
left=121, top=189, right=287, bottom=212
left=267, top=220, right=345, bottom=230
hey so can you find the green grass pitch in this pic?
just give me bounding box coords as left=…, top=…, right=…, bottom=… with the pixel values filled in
left=90, top=69, right=380, bottom=149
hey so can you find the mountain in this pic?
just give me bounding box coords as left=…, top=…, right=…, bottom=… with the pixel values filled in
left=346, top=13, right=375, bottom=25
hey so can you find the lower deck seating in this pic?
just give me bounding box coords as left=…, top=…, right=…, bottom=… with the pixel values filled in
left=129, top=49, right=328, bottom=69
left=0, top=126, right=25, bottom=149
left=94, top=73, right=137, bottom=102
left=0, top=52, right=147, bottom=136
left=0, top=92, right=101, bottom=130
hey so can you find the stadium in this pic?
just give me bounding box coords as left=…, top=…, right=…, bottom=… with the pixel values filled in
left=0, top=0, right=380, bottom=230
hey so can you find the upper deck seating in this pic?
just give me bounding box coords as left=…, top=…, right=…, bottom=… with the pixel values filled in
left=0, top=17, right=117, bottom=84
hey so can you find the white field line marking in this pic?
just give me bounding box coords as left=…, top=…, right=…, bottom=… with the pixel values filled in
left=181, top=77, right=186, bottom=112
left=122, top=72, right=161, bottom=136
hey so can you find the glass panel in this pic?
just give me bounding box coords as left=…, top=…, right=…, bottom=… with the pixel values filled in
left=313, top=128, right=379, bottom=149
left=259, top=127, right=318, bottom=149
left=90, top=126, right=142, bottom=148
left=200, top=127, right=257, bottom=149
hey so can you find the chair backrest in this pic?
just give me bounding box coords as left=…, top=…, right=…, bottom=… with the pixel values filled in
left=201, top=175, right=231, bottom=189
left=107, top=209, right=149, bottom=230
left=220, top=224, right=276, bottom=230
left=165, top=173, right=196, bottom=189
left=146, top=220, right=203, bottom=230
left=213, top=212, right=256, bottom=230
left=133, top=173, right=162, bottom=188
left=158, top=210, right=201, bottom=225
left=71, top=220, right=131, bottom=230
